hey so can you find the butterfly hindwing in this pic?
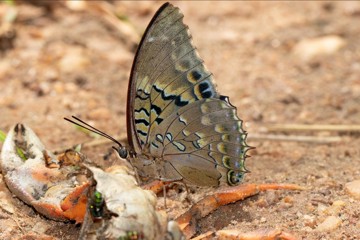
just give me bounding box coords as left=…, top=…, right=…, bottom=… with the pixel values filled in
left=148, top=98, right=249, bottom=185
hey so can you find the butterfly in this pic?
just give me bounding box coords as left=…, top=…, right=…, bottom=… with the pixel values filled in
left=66, top=2, right=250, bottom=187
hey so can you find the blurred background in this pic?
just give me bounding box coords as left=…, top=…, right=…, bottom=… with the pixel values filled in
left=0, top=1, right=359, bottom=239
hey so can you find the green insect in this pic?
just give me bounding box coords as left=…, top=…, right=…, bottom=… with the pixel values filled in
left=118, top=231, right=145, bottom=240
left=89, top=190, right=104, bottom=221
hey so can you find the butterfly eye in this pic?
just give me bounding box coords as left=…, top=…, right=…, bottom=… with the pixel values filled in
left=228, top=171, right=245, bottom=186
left=116, top=146, right=128, bottom=159
left=89, top=190, right=104, bottom=220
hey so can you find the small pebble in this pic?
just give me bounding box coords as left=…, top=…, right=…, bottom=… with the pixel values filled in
left=32, top=222, right=50, bottom=234
left=59, top=47, right=90, bottom=73
left=315, top=216, right=341, bottom=232
left=317, top=204, right=327, bottom=214
left=324, top=200, right=345, bottom=215
left=255, top=197, right=268, bottom=208
left=230, top=220, right=238, bottom=225
left=293, top=35, right=346, bottom=62
left=302, top=226, right=314, bottom=232
left=0, top=200, right=15, bottom=214
left=0, top=60, right=10, bottom=78
left=283, top=195, right=294, bottom=204
left=38, top=82, right=51, bottom=95
left=54, top=82, right=65, bottom=94
left=42, top=68, right=58, bottom=82
left=0, top=192, right=15, bottom=214
left=303, top=214, right=317, bottom=228
left=219, top=30, right=239, bottom=44
left=306, top=203, right=316, bottom=212
left=303, top=214, right=314, bottom=220
left=64, top=82, right=79, bottom=93
left=65, top=0, right=87, bottom=11
left=345, top=180, right=360, bottom=200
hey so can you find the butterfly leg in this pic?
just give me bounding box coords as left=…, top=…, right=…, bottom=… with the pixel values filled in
left=176, top=183, right=304, bottom=239
left=142, top=179, right=186, bottom=193
left=142, top=179, right=167, bottom=193
left=143, top=179, right=195, bottom=206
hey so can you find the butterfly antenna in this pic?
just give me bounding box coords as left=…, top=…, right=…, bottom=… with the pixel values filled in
left=64, top=116, right=128, bottom=158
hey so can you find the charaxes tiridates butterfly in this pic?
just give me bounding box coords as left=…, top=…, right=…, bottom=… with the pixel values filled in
left=67, top=2, right=250, bottom=186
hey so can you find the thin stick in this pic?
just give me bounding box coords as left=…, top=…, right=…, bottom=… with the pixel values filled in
left=87, top=2, right=140, bottom=46
left=265, top=124, right=360, bottom=132
left=248, top=134, right=341, bottom=143
left=11, top=216, right=24, bottom=234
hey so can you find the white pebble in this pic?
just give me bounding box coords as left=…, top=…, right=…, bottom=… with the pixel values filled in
left=315, top=216, right=341, bottom=232
left=65, top=0, right=87, bottom=11
left=32, top=222, right=50, bottom=234
left=324, top=200, right=345, bottom=215
left=293, top=35, right=346, bottom=62
left=345, top=180, right=360, bottom=200
left=0, top=192, right=15, bottom=214
left=59, top=47, right=90, bottom=73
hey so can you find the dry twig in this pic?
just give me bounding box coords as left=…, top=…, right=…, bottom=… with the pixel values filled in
left=249, top=134, right=341, bottom=143
left=265, top=124, right=360, bottom=133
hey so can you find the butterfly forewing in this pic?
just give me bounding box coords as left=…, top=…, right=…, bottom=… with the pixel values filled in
left=128, top=3, right=249, bottom=186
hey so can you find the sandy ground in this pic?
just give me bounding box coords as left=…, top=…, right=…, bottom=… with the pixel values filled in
left=0, top=1, right=360, bottom=239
